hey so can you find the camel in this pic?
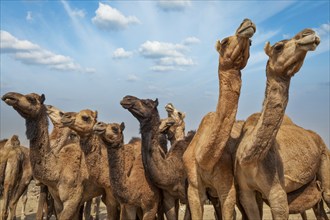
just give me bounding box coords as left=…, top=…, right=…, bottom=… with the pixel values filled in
left=182, top=18, right=256, bottom=219
left=121, top=95, right=198, bottom=220
left=93, top=121, right=160, bottom=219
left=46, top=104, right=103, bottom=220
left=234, top=28, right=328, bottom=219
left=60, top=109, right=120, bottom=220
left=0, top=135, right=32, bottom=220
left=1, top=92, right=104, bottom=220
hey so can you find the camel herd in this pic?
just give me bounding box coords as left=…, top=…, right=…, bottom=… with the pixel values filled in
left=1, top=18, right=329, bottom=220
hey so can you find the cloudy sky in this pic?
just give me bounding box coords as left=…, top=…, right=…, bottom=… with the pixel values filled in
left=1, top=1, right=329, bottom=147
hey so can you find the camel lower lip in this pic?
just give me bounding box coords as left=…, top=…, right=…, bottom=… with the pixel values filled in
left=3, top=98, right=17, bottom=105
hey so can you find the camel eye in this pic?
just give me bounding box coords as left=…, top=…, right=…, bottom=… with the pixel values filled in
left=82, top=115, right=90, bottom=122
left=112, top=127, right=119, bottom=134
left=274, top=43, right=284, bottom=52
left=26, top=96, right=37, bottom=104
left=221, top=38, right=229, bottom=46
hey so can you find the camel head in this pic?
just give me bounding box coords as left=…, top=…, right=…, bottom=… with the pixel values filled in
left=264, top=28, right=320, bottom=77
left=215, top=18, right=256, bottom=71
left=159, top=117, right=176, bottom=133
left=93, top=121, right=125, bottom=147
left=61, top=109, right=98, bottom=137
left=165, top=103, right=186, bottom=121
left=120, top=95, right=159, bottom=123
left=2, top=92, right=46, bottom=119
left=4, top=135, right=20, bottom=148
left=46, top=105, right=64, bottom=127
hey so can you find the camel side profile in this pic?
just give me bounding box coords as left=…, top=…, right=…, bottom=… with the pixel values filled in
left=121, top=95, right=199, bottom=220
left=1, top=92, right=104, bottom=220
left=0, top=135, right=32, bottom=220
left=234, top=28, right=327, bottom=219
left=182, top=18, right=256, bottom=219
left=93, top=121, right=160, bottom=220
left=61, top=109, right=120, bottom=220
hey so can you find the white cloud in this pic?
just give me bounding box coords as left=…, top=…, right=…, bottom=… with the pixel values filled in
left=112, top=48, right=133, bottom=59
left=150, top=65, right=184, bottom=72
left=183, top=36, right=200, bottom=45
left=157, top=0, right=191, bottom=11
left=26, top=11, right=33, bottom=21
left=71, top=8, right=86, bottom=18
left=158, top=57, right=194, bottom=66
left=0, top=30, right=95, bottom=73
left=92, top=2, right=140, bottom=31
left=139, top=41, right=186, bottom=58
left=126, top=74, right=139, bottom=82
left=314, top=23, right=330, bottom=37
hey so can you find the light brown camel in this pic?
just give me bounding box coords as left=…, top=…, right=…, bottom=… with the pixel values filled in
left=0, top=135, right=32, bottom=220
left=234, top=29, right=326, bottom=219
left=93, top=121, right=160, bottom=219
left=1, top=92, right=104, bottom=220
left=61, top=109, right=120, bottom=220
left=46, top=104, right=103, bottom=220
left=121, top=96, right=197, bottom=220
left=182, top=18, right=256, bottom=219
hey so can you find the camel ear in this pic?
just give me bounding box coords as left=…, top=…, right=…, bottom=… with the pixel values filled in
left=154, top=98, right=159, bottom=107
left=215, top=40, right=221, bottom=53
left=40, top=94, right=46, bottom=104
left=94, top=111, right=98, bottom=119
left=120, top=122, right=125, bottom=131
left=264, top=42, right=272, bottom=57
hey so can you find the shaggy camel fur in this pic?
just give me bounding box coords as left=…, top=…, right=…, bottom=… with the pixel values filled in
left=93, top=121, right=160, bottom=220
left=182, top=18, right=256, bottom=219
left=121, top=96, right=198, bottom=220
left=61, top=110, right=119, bottom=220
left=234, top=29, right=327, bottom=219
left=0, top=135, right=32, bottom=220
left=2, top=92, right=104, bottom=220
left=46, top=104, right=103, bottom=220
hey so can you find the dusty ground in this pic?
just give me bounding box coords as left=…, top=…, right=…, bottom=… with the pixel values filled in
left=2, top=180, right=330, bottom=219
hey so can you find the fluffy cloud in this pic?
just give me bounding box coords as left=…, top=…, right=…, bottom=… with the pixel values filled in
left=139, top=39, right=197, bottom=72
left=0, top=30, right=94, bottom=73
left=92, top=2, right=140, bottom=31
left=314, top=23, right=330, bottom=36
left=112, top=48, right=133, bottom=59
left=157, top=0, right=191, bottom=11
left=71, top=8, right=86, bottom=18
left=183, top=37, right=200, bottom=45
left=126, top=74, right=139, bottom=82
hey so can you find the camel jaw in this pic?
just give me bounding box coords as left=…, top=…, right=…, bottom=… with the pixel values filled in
left=2, top=94, right=18, bottom=106
left=297, top=34, right=320, bottom=51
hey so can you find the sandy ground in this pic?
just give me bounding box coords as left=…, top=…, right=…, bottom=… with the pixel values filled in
left=2, top=180, right=330, bottom=220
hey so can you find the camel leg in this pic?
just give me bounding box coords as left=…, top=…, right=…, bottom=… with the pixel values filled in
left=300, top=211, right=307, bottom=220
left=183, top=201, right=191, bottom=220
left=239, top=189, right=261, bottom=220
left=162, top=191, right=177, bottom=220
left=318, top=151, right=330, bottom=208
left=313, top=200, right=329, bottom=220
left=9, top=179, right=30, bottom=220
left=84, top=199, right=92, bottom=220
left=93, top=196, right=101, bottom=220
left=21, top=189, right=28, bottom=219
left=1, top=183, right=12, bottom=220
left=57, top=185, right=83, bottom=220
left=267, top=185, right=288, bottom=220
left=120, top=204, right=137, bottom=220
left=142, top=201, right=158, bottom=220
left=104, top=190, right=119, bottom=220
left=218, top=183, right=236, bottom=220
left=187, top=184, right=205, bottom=219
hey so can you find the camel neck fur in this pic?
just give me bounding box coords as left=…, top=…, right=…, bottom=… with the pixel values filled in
left=240, top=66, right=290, bottom=164
left=106, top=141, right=132, bottom=203
left=197, top=68, right=242, bottom=171
left=25, top=106, right=51, bottom=180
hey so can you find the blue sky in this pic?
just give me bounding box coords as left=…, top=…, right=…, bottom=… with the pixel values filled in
left=1, top=1, right=329, bottom=148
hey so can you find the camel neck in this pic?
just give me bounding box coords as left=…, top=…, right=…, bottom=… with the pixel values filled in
left=196, top=68, right=242, bottom=171
left=80, top=134, right=97, bottom=155
left=26, top=107, right=51, bottom=180
left=107, top=143, right=131, bottom=203
left=241, top=68, right=290, bottom=164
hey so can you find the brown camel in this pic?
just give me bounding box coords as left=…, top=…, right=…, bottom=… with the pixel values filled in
left=182, top=18, right=256, bottom=219
left=61, top=109, right=119, bottom=220
left=46, top=104, right=104, bottom=220
left=1, top=92, right=104, bottom=220
left=234, top=29, right=326, bottom=219
left=93, top=121, right=160, bottom=219
left=0, top=135, right=32, bottom=220
left=121, top=96, right=197, bottom=220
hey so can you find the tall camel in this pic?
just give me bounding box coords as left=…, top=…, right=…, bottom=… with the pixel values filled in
left=234, top=29, right=325, bottom=219
left=121, top=96, right=197, bottom=220
left=93, top=121, right=160, bottom=220
left=182, top=18, right=256, bottom=219
left=0, top=135, right=32, bottom=220
left=1, top=92, right=104, bottom=220
left=61, top=109, right=120, bottom=220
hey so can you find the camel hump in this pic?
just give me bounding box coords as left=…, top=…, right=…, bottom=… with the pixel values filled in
left=128, top=137, right=141, bottom=144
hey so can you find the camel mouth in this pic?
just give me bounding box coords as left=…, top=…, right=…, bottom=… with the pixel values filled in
left=165, top=104, right=174, bottom=113
left=237, top=25, right=256, bottom=38
left=297, top=34, right=320, bottom=51
left=93, top=128, right=105, bottom=135
left=120, top=101, right=132, bottom=109
left=2, top=96, right=18, bottom=106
